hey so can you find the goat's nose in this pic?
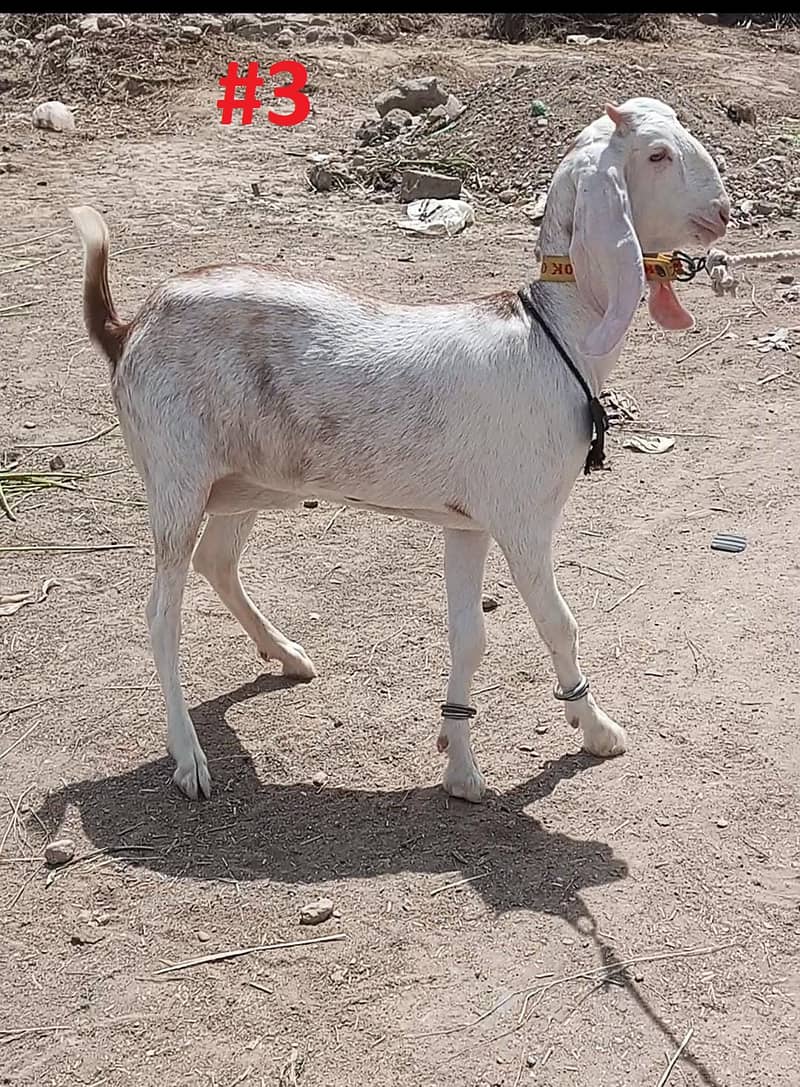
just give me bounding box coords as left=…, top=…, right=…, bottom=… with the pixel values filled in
left=714, top=198, right=731, bottom=227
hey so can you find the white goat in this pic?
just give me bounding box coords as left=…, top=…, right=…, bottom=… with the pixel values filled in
left=70, top=97, right=729, bottom=804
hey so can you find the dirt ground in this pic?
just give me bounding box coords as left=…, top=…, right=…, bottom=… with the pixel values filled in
left=2, top=14, right=800, bottom=1087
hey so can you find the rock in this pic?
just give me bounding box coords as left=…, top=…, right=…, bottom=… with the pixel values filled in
left=225, top=13, right=262, bottom=36
left=400, top=169, right=461, bottom=203
left=32, top=101, right=75, bottom=133
left=196, top=929, right=211, bottom=942
left=781, top=288, right=799, bottom=303
left=321, top=29, right=341, bottom=43
left=498, top=189, right=517, bottom=205
left=536, top=116, right=548, bottom=128
left=43, top=23, right=70, bottom=42
left=311, top=770, right=328, bottom=787
left=534, top=724, right=549, bottom=735
left=374, top=28, right=397, bottom=43
left=300, top=897, right=335, bottom=925
left=48, top=34, right=74, bottom=50
left=276, top=29, right=295, bottom=48
left=754, top=200, right=780, bottom=217
left=481, top=595, right=500, bottom=612
left=260, top=20, right=286, bottom=37
left=196, top=15, right=223, bottom=33
left=380, top=107, right=413, bottom=138
left=49, top=454, right=65, bottom=471
left=45, top=837, right=75, bottom=865
left=308, top=164, right=335, bottom=192
left=355, top=119, right=382, bottom=146
left=180, top=25, right=202, bottom=41
left=70, top=928, right=103, bottom=946
left=303, top=499, right=319, bottom=508
left=714, top=152, right=727, bottom=174
left=398, top=15, right=415, bottom=31
left=716, top=817, right=729, bottom=829
left=375, top=76, right=448, bottom=118
left=778, top=274, right=795, bottom=285
left=96, top=14, right=125, bottom=31
left=305, top=27, right=320, bottom=43
left=341, top=30, right=357, bottom=46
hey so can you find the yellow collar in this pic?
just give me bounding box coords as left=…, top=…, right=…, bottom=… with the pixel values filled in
left=539, top=252, right=680, bottom=283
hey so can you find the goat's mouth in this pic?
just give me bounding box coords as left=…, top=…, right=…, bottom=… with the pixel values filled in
left=689, top=216, right=727, bottom=246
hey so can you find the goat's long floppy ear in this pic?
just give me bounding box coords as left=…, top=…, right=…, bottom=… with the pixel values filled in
left=569, top=160, right=645, bottom=358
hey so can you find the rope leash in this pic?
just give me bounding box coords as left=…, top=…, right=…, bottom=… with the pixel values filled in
left=694, top=246, right=800, bottom=297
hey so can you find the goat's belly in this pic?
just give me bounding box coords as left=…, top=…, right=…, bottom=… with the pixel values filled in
left=205, top=474, right=479, bottom=530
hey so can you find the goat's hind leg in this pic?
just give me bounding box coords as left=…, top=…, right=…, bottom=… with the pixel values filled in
left=192, top=512, right=316, bottom=679
left=146, top=493, right=211, bottom=800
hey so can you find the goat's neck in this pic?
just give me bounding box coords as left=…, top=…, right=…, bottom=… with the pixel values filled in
left=528, top=219, right=625, bottom=393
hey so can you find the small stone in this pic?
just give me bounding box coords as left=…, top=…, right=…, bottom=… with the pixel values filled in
left=32, top=101, right=75, bottom=133
left=481, top=595, right=499, bottom=611
left=43, top=23, right=70, bottom=42
left=399, top=169, right=461, bottom=203
left=716, top=817, right=729, bottom=829
left=375, top=76, right=447, bottom=118
left=45, top=837, right=75, bottom=865
left=341, top=30, right=357, bottom=46
left=196, top=15, right=223, bottom=33
left=179, top=25, right=202, bottom=41
left=300, top=897, right=335, bottom=925
left=380, top=107, right=413, bottom=139
left=305, top=27, right=320, bottom=43
left=276, top=29, right=295, bottom=48
left=196, top=929, right=212, bottom=942
left=498, top=189, right=517, bottom=205
left=22, top=420, right=36, bottom=429
left=536, top=116, right=548, bottom=128
left=778, top=274, right=795, bottom=285
left=634, top=971, right=645, bottom=982
left=534, top=724, right=548, bottom=735
left=303, top=499, right=319, bottom=509
left=78, top=15, right=100, bottom=33
left=96, top=14, right=125, bottom=31
left=70, top=928, right=103, bottom=946
left=311, top=770, right=328, bottom=787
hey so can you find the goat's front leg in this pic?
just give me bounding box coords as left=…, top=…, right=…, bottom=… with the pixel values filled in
left=502, top=534, right=626, bottom=758
left=438, top=528, right=491, bottom=802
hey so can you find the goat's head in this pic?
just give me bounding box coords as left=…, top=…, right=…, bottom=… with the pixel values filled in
left=543, top=97, right=730, bottom=358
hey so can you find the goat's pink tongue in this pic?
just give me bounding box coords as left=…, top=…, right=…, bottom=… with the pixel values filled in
left=648, top=280, right=694, bottom=331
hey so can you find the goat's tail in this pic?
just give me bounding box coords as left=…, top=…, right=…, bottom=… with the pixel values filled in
left=69, top=205, right=130, bottom=369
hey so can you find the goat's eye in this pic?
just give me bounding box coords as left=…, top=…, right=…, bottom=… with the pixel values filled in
left=649, top=148, right=669, bottom=163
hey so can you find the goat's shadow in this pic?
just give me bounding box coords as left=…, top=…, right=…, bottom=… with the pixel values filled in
left=35, top=675, right=721, bottom=1087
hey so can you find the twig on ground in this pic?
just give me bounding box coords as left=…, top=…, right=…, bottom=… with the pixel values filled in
left=153, top=933, right=346, bottom=974
left=430, top=871, right=488, bottom=897
left=0, top=227, right=68, bottom=252
left=16, top=421, right=119, bottom=450
left=0, top=723, right=39, bottom=762
left=0, top=300, right=44, bottom=317
left=0, top=250, right=67, bottom=277
left=676, top=320, right=731, bottom=364
left=320, top=505, right=346, bottom=537
left=605, top=581, right=645, bottom=613
left=657, top=1027, right=695, bottom=1087
left=559, top=559, right=627, bottom=582
left=413, top=943, right=735, bottom=1040
left=0, top=543, right=134, bottom=555
left=45, top=845, right=161, bottom=887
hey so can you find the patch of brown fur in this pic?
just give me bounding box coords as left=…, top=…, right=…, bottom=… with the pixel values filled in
left=477, top=291, right=522, bottom=319
left=84, top=238, right=130, bottom=366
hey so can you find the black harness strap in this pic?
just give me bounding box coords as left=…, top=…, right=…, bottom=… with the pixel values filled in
left=517, top=289, right=609, bottom=475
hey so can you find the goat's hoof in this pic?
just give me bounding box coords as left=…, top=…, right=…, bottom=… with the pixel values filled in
left=280, top=642, right=317, bottom=681
left=172, top=752, right=212, bottom=800
left=443, top=762, right=486, bottom=804
left=580, top=711, right=627, bottom=758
